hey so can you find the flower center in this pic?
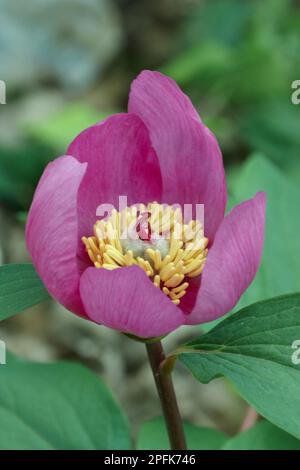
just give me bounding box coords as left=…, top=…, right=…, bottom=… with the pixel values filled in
left=82, top=203, right=208, bottom=306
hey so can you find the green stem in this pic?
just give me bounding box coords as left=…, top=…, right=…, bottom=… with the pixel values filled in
left=146, top=340, right=187, bottom=450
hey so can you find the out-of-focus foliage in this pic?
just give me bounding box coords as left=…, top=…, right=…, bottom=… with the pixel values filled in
left=223, top=421, right=300, bottom=450
left=137, top=417, right=227, bottom=450
left=0, top=103, right=109, bottom=210
left=27, top=103, right=108, bottom=153
left=0, top=359, right=130, bottom=450
left=138, top=418, right=300, bottom=450
left=0, top=0, right=122, bottom=90
left=0, top=0, right=299, bottom=211
left=164, top=0, right=300, bottom=173
left=0, top=142, right=50, bottom=210
left=241, top=102, right=300, bottom=183
left=0, top=0, right=122, bottom=210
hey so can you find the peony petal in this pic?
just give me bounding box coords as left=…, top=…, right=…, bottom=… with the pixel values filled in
left=128, top=70, right=226, bottom=240
left=186, top=192, right=266, bottom=324
left=80, top=265, right=185, bottom=338
left=67, top=113, right=162, bottom=239
left=179, top=277, right=201, bottom=315
left=26, top=156, right=87, bottom=316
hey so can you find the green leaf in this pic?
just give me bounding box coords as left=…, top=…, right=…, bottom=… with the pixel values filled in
left=0, top=264, right=50, bottom=321
left=0, top=360, right=130, bottom=450
left=0, top=143, right=49, bottom=210
left=241, top=103, right=300, bottom=169
left=223, top=421, right=300, bottom=450
left=181, top=0, right=253, bottom=48
left=231, top=154, right=300, bottom=310
left=163, top=43, right=233, bottom=87
left=137, top=417, right=227, bottom=450
left=179, top=293, right=300, bottom=439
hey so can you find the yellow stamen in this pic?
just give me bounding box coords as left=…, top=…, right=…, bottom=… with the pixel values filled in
left=164, top=273, right=185, bottom=288
left=82, top=203, right=208, bottom=306
left=154, top=274, right=161, bottom=288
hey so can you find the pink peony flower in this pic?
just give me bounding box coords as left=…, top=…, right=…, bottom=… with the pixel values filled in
left=26, top=71, right=266, bottom=339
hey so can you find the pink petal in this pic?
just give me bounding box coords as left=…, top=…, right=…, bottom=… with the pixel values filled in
left=80, top=265, right=185, bottom=338
left=26, top=156, right=87, bottom=316
left=128, top=70, right=226, bottom=240
left=186, top=192, right=266, bottom=324
left=67, top=113, right=162, bottom=240
left=179, top=277, right=201, bottom=315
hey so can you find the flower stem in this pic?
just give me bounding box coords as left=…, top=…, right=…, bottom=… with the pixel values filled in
left=146, top=340, right=187, bottom=450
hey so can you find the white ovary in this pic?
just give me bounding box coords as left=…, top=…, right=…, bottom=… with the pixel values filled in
left=121, top=237, right=170, bottom=261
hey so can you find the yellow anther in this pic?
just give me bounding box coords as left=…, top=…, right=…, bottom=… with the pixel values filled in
left=82, top=203, right=208, bottom=306
left=164, top=273, right=185, bottom=288
left=102, top=263, right=119, bottom=270
left=160, top=264, right=177, bottom=282
left=172, top=281, right=189, bottom=294
left=124, top=250, right=135, bottom=266
left=153, top=250, right=162, bottom=270
left=153, top=275, right=161, bottom=288
left=169, top=239, right=183, bottom=261
left=103, top=252, right=118, bottom=266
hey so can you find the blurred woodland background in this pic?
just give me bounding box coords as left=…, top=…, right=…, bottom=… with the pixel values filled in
left=0, top=0, right=299, bottom=440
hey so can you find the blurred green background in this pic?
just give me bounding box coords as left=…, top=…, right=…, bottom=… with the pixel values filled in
left=0, top=0, right=299, bottom=444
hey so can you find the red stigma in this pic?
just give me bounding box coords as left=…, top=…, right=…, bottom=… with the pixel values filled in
left=136, top=211, right=152, bottom=241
